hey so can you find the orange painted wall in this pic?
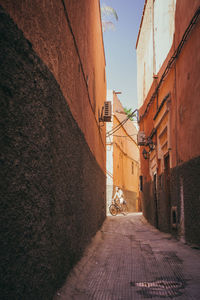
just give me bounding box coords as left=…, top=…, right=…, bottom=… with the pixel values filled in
left=113, top=119, right=139, bottom=196
left=137, top=0, right=200, bottom=236
left=1, top=0, right=106, bottom=171
left=174, top=0, right=200, bottom=163
left=139, top=0, right=200, bottom=176
left=112, top=94, right=140, bottom=210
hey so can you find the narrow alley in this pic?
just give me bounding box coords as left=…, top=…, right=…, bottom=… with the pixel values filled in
left=1, top=1, right=200, bottom=299
left=54, top=213, right=200, bottom=300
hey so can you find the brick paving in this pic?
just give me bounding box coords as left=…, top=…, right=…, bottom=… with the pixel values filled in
left=54, top=213, right=200, bottom=300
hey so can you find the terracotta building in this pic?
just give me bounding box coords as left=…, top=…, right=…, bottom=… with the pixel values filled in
left=106, top=90, right=140, bottom=214
left=136, top=0, right=200, bottom=246
left=0, top=1, right=106, bottom=299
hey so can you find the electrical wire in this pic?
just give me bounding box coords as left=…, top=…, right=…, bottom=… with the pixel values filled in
left=139, top=7, right=200, bottom=122
left=113, top=134, right=137, bottom=138
left=61, top=0, right=106, bottom=148
left=106, top=109, right=138, bottom=135
left=106, top=114, right=130, bottom=135
left=107, top=117, right=130, bottom=136
left=106, top=170, right=113, bottom=178
left=106, top=109, right=138, bottom=137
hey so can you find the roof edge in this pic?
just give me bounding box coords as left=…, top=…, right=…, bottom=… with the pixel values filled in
left=135, top=0, right=147, bottom=49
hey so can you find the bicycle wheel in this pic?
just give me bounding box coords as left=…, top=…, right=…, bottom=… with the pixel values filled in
left=109, top=204, right=118, bottom=216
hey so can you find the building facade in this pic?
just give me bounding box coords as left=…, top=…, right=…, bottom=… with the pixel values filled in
left=106, top=90, right=140, bottom=213
left=136, top=0, right=200, bottom=245
left=0, top=1, right=106, bottom=299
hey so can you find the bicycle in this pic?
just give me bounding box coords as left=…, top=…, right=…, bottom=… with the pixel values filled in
left=109, top=200, right=128, bottom=216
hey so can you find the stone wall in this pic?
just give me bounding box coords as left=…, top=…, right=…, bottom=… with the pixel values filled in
left=141, top=181, right=155, bottom=227
left=170, top=156, right=200, bottom=246
left=141, top=156, right=200, bottom=246
left=0, top=7, right=106, bottom=299
left=0, top=0, right=107, bottom=170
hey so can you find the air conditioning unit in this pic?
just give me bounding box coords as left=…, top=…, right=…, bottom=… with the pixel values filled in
left=103, top=101, right=112, bottom=122
left=137, top=131, right=146, bottom=145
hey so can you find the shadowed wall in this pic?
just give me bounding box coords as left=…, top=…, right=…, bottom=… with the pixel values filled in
left=0, top=5, right=106, bottom=299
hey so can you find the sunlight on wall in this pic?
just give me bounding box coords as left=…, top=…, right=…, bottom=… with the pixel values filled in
left=106, top=90, right=140, bottom=213
left=137, top=0, right=176, bottom=108
left=154, top=0, right=176, bottom=73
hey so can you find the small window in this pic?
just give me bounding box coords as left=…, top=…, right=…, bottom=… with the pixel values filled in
left=132, top=162, right=134, bottom=174
left=139, top=176, right=143, bottom=192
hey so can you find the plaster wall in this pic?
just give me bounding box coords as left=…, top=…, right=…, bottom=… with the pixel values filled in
left=0, top=2, right=107, bottom=298
left=174, top=0, right=200, bottom=163
left=106, top=90, right=114, bottom=211
left=113, top=94, right=140, bottom=211
left=137, top=0, right=200, bottom=244
left=0, top=0, right=106, bottom=171
left=137, top=0, right=176, bottom=108
left=106, top=91, right=140, bottom=212
left=154, top=0, right=176, bottom=73
left=137, top=0, right=154, bottom=108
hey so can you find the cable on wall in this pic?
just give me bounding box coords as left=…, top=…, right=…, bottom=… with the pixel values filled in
left=106, top=109, right=138, bottom=137
left=61, top=0, right=106, bottom=148
left=139, top=7, right=200, bottom=122
left=61, top=0, right=96, bottom=112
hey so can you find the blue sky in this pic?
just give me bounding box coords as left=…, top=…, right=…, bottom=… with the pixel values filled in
left=100, top=0, right=145, bottom=110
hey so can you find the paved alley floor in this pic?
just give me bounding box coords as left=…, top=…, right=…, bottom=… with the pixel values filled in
left=54, top=213, right=200, bottom=300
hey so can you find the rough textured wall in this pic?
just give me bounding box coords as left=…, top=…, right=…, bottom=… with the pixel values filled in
left=142, top=176, right=171, bottom=233
left=141, top=172, right=171, bottom=232
left=141, top=181, right=170, bottom=232
left=0, top=0, right=106, bottom=170
left=157, top=174, right=171, bottom=233
left=174, top=0, right=200, bottom=163
left=141, top=181, right=156, bottom=226
left=142, top=156, right=200, bottom=245
left=0, top=7, right=106, bottom=299
left=170, top=156, right=200, bottom=246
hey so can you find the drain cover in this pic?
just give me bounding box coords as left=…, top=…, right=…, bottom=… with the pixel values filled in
left=130, top=277, right=185, bottom=298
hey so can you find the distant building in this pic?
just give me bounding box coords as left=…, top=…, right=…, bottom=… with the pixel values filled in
left=136, top=0, right=200, bottom=245
left=0, top=1, right=106, bottom=298
left=106, top=90, right=140, bottom=214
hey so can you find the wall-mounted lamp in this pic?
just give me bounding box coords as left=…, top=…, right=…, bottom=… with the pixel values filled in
left=138, top=133, right=155, bottom=148
left=142, top=148, right=149, bottom=160
left=148, top=139, right=155, bottom=151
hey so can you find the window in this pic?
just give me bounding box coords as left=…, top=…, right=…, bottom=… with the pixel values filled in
left=139, top=176, right=143, bottom=192
left=132, top=162, right=134, bottom=174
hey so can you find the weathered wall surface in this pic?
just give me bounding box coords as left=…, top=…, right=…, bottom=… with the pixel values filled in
left=141, top=181, right=155, bottom=226
left=136, top=0, right=154, bottom=108
left=157, top=174, right=171, bottom=233
left=0, top=3, right=106, bottom=299
left=154, top=0, right=176, bottom=73
left=106, top=90, right=114, bottom=213
left=174, top=0, right=200, bottom=163
left=141, top=175, right=171, bottom=233
left=170, top=157, right=200, bottom=245
left=0, top=0, right=106, bottom=170
left=136, top=0, right=176, bottom=108
left=137, top=0, right=200, bottom=245
left=113, top=94, right=140, bottom=212
left=123, top=190, right=138, bottom=212
left=106, top=91, right=140, bottom=213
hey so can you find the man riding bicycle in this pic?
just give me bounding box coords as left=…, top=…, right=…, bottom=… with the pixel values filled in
left=109, top=187, right=128, bottom=216
left=113, top=187, right=126, bottom=206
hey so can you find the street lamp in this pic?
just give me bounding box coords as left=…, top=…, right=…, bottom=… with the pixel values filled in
left=142, top=148, right=149, bottom=160
left=148, top=140, right=155, bottom=151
